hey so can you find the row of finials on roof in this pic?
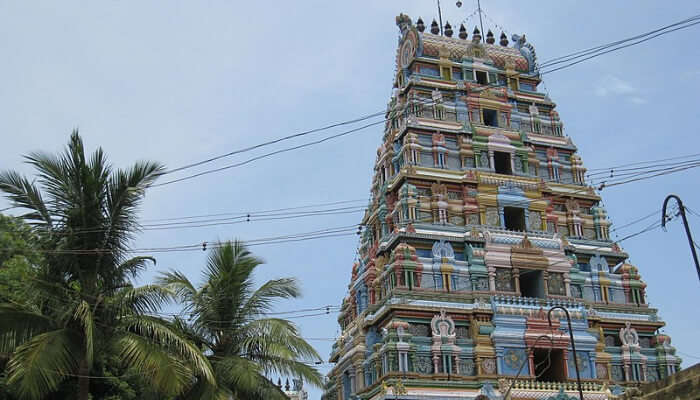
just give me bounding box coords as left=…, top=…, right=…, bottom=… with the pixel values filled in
left=417, top=17, right=509, bottom=46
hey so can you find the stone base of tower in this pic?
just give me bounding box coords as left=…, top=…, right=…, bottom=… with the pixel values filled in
left=362, top=380, right=613, bottom=400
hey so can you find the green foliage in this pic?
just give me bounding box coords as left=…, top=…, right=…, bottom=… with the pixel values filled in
left=0, top=132, right=321, bottom=400
left=158, top=241, right=323, bottom=400
left=0, top=214, right=41, bottom=305
left=0, top=131, right=214, bottom=400
left=86, top=354, right=172, bottom=400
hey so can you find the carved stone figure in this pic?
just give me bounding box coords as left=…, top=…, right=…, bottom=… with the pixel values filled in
left=431, top=309, right=455, bottom=338
left=495, top=268, right=513, bottom=291
left=482, top=358, right=497, bottom=374
left=486, top=208, right=500, bottom=227
left=596, top=363, right=608, bottom=379
left=408, top=323, right=429, bottom=337
left=432, top=239, right=454, bottom=259
left=548, top=272, right=565, bottom=295
left=479, top=151, right=489, bottom=167
left=431, top=88, right=443, bottom=103
left=475, top=278, right=489, bottom=291
left=619, top=321, right=639, bottom=347
left=529, top=211, right=541, bottom=231
left=459, top=359, right=475, bottom=376
left=415, top=356, right=432, bottom=374
left=570, top=285, right=582, bottom=298
left=504, top=348, right=525, bottom=370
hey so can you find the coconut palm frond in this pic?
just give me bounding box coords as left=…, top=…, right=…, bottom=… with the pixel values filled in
left=0, top=303, right=54, bottom=354
left=6, top=328, right=81, bottom=400
left=119, top=315, right=215, bottom=385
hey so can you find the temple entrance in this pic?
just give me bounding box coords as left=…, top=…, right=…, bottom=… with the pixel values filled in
left=533, top=348, right=566, bottom=382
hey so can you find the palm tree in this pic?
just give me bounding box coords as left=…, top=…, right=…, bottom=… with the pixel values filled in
left=158, top=240, right=323, bottom=400
left=0, top=131, right=215, bottom=400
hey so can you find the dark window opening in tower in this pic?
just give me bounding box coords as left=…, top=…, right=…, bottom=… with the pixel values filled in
left=476, top=70, right=488, bottom=85
left=441, top=66, right=452, bottom=80
left=519, top=269, right=545, bottom=298
left=533, top=348, right=566, bottom=382
left=494, top=151, right=512, bottom=175
left=483, top=109, right=498, bottom=127
left=504, top=207, right=525, bottom=231
left=510, top=78, right=518, bottom=91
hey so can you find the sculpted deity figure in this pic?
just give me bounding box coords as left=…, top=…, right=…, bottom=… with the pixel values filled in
left=431, top=88, right=443, bottom=103
left=431, top=309, right=456, bottom=338
left=480, top=152, right=489, bottom=168
left=619, top=321, right=639, bottom=347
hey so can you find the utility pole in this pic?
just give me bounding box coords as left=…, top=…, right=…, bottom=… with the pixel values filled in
left=661, top=194, right=700, bottom=281
left=548, top=307, right=584, bottom=400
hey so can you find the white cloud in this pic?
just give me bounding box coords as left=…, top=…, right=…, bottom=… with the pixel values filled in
left=594, top=75, right=647, bottom=104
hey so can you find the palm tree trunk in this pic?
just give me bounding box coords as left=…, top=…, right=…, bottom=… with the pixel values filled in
left=78, top=358, right=89, bottom=400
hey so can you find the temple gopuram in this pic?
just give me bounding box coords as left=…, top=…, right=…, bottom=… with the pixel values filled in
left=322, top=14, right=683, bottom=400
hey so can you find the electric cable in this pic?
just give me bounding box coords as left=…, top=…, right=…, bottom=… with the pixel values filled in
left=141, top=198, right=367, bottom=223
left=0, top=224, right=362, bottom=255
left=164, top=111, right=387, bottom=176
left=537, top=19, right=700, bottom=76
left=538, top=14, right=700, bottom=69
left=151, top=96, right=444, bottom=187
left=23, top=204, right=367, bottom=237
left=586, top=152, right=700, bottom=172
left=6, top=17, right=699, bottom=200
left=152, top=119, right=387, bottom=187
left=609, top=208, right=661, bottom=234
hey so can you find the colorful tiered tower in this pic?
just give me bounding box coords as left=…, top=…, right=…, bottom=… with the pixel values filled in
left=322, top=14, right=682, bottom=400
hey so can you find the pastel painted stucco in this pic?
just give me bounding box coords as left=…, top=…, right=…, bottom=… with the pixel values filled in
left=322, top=14, right=683, bottom=400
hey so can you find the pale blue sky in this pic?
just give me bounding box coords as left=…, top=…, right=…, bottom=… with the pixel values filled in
left=1, top=1, right=699, bottom=399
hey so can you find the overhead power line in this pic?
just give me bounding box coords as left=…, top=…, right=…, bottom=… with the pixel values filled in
left=141, top=198, right=367, bottom=223
left=586, top=157, right=700, bottom=178
left=151, top=119, right=387, bottom=187
left=3, top=180, right=684, bottom=257
left=538, top=14, right=700, bottom=68
left=164, top=111, right=387, bottom=176
left=30, top=205, right=367, bottom=237
left=5, top=158, right=695, bottom=243
left=155, top=96, right=441, bottom=183
left=150, top=95, right=450, bottom=188
left=586, top=152, right=700, bottom=172
left=2, top=224, right=362, bottom=255
left=141, top=152, right=700, bottom=225
left=11, top=154, right=698, bottom=238
left=143, top=14, right=700, bottom=189
left=609, top=208, right=662, bottom=234
left=537, top=16, right=700, bottom=75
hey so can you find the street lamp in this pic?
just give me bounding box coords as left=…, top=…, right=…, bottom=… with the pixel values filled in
left=661, top=194, right=700, bottom=281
